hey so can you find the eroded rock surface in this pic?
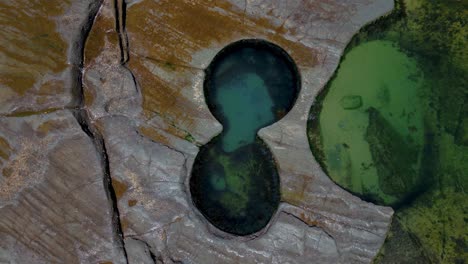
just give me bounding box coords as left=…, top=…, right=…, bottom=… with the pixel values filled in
left=0, top=0, right=102, bottom=115
left=1, top=0, right=395, bottom=263
left=0, top=111, right=125, bottom=263
left=83, top=0, right=394, bottom=263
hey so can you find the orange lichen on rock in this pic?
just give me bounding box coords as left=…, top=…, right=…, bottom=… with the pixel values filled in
left=265, top=34, right=318, bottom=67
left=83, top=84, right=96, bottom=106
left=37, top=79, right=65, bottom=96
left=138, top=125, right=171, bottom=147
left=297, top=211, right=324, bottom=228
left=84, top=0, right=120, bottom=65
left=35, top=79, right=66, bottom=105
left=127, top=0, right=250, bottom=67
left=126, top=0, right=318, bottom=137
left=0, top=137, right=12, bottom=160
left=128, top=199, right=138, bottom=207
left=127, top=0, right=317, bottom=67
left=282, top=189, right=305, bottom=205
left=0, top=0, right=69, bottom=95
left=281, top=174, right=311, bottom=204
left=129, top=56, right=211, bottom=138
left=4, top=108, right=62, bottom=118
left=120, top=217, right=130, bottom=233
left=37, top=120, right=70, bottom=136
left=111, top=178, right=129, bottom=200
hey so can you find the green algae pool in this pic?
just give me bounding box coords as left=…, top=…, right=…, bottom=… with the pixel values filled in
left=308, top=0, right=467, bottom=263
left=190, top=39, right=300, bottom=235
left=314, top=40, right=426, bottom=206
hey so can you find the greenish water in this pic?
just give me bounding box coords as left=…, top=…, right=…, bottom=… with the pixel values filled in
left=315, top=40, right=425, bottom=206
left=308, top=0, right=467, bottom=263
left=190, top=40, right=300, bottom=235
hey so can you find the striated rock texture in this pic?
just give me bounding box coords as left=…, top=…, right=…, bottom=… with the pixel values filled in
left=83, top=0, right=394, bottom=263
left=0, top=111, right=126, bottom=263
left=1, top=0, right=394, bottom=263
left=0, top=0, right=102, bottom=114
left=0, top=0, right=125, bottom=263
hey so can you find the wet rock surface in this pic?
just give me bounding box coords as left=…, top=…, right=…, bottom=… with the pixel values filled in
left=1, top=0, right=394, bottom=263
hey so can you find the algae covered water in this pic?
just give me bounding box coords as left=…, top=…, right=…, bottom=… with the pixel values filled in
left=190, top=39, right=300, bottom=235
left=314, top=40, right=426, bottom=206
left=308, top=0, right=467, bottom=262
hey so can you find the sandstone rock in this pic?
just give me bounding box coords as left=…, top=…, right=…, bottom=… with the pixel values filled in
left=165, top=210, right=341, bottom=264
left=125, top=238, right=156, bottom=264
left=82, top=0, right=395, bottom=263
left=0, top=111, right=125, bottom=263
left=0, top=0, right=101, bottom=115
left=2, top=0, right=396, bottom=263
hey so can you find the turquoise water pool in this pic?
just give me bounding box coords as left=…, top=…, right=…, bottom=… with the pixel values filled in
left=190, top=40, right=300, bottom=235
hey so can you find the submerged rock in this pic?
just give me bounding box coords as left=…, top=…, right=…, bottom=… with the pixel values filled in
left=340, top=95, right=363, bottom=110
left=365, top=107, right=419, bottom=199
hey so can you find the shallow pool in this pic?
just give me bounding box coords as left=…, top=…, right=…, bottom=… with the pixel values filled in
left=308, top=0, right=467, bottom=262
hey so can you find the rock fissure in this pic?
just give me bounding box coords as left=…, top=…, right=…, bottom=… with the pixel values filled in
left=141, top=239, right=159, bottom=264
left=124, top=236, right=158, bottom=264
left=74, top=65, right=131, bottom=263
left=60, top=0, right=395, bottom=262
left=115, top=0, right=129, bottom=64
left=71, top=1, right=129, bottom=262
left=114, top=0, right=141, bottom=101
left=134, top=130, right=187, bottom=156
left=283, top=200, right=387, bottom=238
left=282, top=209, right=337, bottom=242
left=100, top=139, right=129, bottom=263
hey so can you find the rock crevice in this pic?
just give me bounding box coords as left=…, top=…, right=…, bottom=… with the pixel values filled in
left=74, top=1, right=131, bottom=262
